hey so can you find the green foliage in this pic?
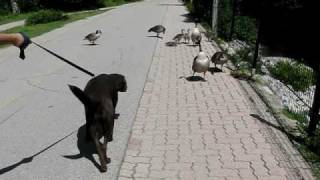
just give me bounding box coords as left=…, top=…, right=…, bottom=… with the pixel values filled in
left=17, top=0, right=40, bottom=12
left=229, top=47, right=253, bottom=68
left=26, top=10, right=67, bottom=25
left=282, top=107, right=308, bottom=123
left=38, top=0, right=105, bottom=11
left=0, top=0, right=10, bottom=15
left=233, top=16, right=256, bottom=46
left=186, top=1, right=194, bottom=14
left=192, top=0, right=212, bottom=21
left=217, top=1, right=257, bottom=46
left=268, top=60, right=315, bottom=92
left=217, top=0, right=232, bottom=40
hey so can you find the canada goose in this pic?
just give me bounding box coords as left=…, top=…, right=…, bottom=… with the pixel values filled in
left=173, top=29, right=185, bottom=44
left=211, top=51, right=228, bottom=70
left=191, top=23, right=202, bottom=45
left=148, top=25, right=166, bottom=38
left=84, top=30, right=102, bottom=44
left=192, top=44, right=210, bottom=79
left=184, top=28, right=191, bottom=43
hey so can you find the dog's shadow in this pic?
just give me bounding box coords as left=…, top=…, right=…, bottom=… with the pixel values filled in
left=63, top=124, right=101, bottom=170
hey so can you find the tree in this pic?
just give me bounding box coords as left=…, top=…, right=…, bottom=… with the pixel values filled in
left=239, top=0, right=320, bottom=136
left=212, top=0, right=218, bottom=35
left=10, top=0, right=20, bottom=14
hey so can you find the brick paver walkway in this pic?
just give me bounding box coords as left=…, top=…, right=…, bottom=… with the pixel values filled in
left=118, top=1, right=314, bottom=179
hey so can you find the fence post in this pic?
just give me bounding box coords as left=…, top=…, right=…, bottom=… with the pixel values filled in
left=308, top=66, right=320, bottom=136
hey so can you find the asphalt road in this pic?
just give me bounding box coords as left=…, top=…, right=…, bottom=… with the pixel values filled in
left=0, top=0, right=170, bottom=179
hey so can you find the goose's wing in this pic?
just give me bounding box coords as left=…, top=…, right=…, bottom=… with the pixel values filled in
left=173, top=33, right=182, bottom=40
left=84, top=33, right=94, bottom=40
left=148, top=25, right=159, bottom=32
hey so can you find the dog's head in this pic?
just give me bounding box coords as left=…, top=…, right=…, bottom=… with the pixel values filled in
left=110, top=74, right=127, bottom=92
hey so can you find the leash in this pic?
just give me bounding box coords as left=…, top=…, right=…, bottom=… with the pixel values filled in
left=32, top=41, right=95, bottom=77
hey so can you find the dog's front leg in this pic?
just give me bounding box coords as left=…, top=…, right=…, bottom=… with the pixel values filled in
left=90, top=129, right=107, bottom=172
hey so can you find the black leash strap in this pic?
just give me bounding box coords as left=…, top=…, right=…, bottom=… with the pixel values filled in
left=32, top=41, right=95, bottom=77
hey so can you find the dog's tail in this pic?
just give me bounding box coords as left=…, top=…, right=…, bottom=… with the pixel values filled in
left=68, top=85, right=91, bottom=106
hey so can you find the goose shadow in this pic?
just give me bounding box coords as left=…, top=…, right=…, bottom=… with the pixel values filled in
left=181, top=76, right=206, bottom=82
left=82, top=43, right=99, bottom=46
left=147, top=35, right=163, bottom=39
left=186, top=44, right=199, bottom=47
left=0, top=131, right=75, bottom=175
left=209, top=67, right=222, bottom=74
left=165, top=41, right=177, bottom=47
left=63, top=124, right=104, bottom=171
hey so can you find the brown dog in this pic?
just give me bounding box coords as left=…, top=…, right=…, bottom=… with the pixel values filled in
left=69, top=73, right=127, bottom=172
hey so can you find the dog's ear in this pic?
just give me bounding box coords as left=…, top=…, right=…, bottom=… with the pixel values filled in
left=68, top=85, right=92, bottom=106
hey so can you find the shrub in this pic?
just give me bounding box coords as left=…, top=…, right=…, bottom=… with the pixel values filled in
left=26, top=10, right=67, bottom=25
left=233, top=16, right=256, bottom=46
left=229, top=47, right=253, bottom=67
left=38, top=0, right=104, bottom=11
left=17, top=0, right=40, bottom=12
left=268, top=60, right=315, bottom=92
left=217, top=0, right=232, bottom=40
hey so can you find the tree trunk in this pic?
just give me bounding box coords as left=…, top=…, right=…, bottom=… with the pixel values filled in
left=212, top=0, right=218, bottom=36
left=308, top=67, right=320, bottom=136
left=229, top=0, right=237, bottom=41
left=251, top=18, right=261, bottom=76
left=10, top=0, right=20, bottom=14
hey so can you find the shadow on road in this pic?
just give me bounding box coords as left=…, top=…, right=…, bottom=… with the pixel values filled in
left=208, top=67, right=222, bottom=74
left=63, top=124, right=101, bottom=171
left=82, top=43, right=99, bottom=46
left=165, top=41, right=177, bottom=47
left=146, top=35, right=163, bottom=39
left=181, top=13, right=195, bottom=23
left=0, top=131, right=75, bottom=176
left=159, top=3, right=184, bottom=6
left=249, top=114, right=313, bottom=150
left=180, top=75, right=206, bottom=82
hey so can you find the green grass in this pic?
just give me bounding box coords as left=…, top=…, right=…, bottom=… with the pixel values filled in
left=280, top=107, right=320, bottom=178
left=103, top=0, right=138, bottom=7
left=0, top=10, right=107, bottom=49
left=298, top=144, right=320, bottom=179
left=0, top=12, right=33, bottom=25
left=282, top=108, right=308, bottom=122
left=268, top=60, right=315, bottom=92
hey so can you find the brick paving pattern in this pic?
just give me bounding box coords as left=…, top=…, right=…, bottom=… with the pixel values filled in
left=118, top=1, right=314, bottom=179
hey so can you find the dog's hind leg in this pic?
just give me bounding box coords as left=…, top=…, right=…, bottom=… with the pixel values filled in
left=102, top=137, right=111, bottom=164
left=90, top=128, right=107, bottom=172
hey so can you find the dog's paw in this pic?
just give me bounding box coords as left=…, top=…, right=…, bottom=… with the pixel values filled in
left=107, top=157, right=111, bottom=164
left=114, top=113, right=120, bottom=119
left=100, top=166, right=107, bottom=173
